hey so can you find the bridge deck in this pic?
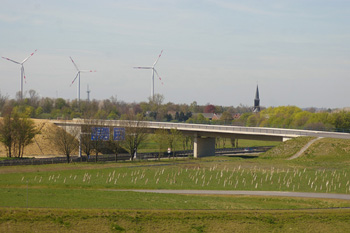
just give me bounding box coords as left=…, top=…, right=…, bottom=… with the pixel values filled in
left=55, top=119, right=350, bottom=141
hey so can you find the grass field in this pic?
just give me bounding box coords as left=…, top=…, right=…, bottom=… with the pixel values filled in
left=1, top=208, right=350, bottom=232
left=1, top=137, right=350, bottom=232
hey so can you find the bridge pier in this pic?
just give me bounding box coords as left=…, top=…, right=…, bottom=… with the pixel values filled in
left=193, top=135, right=216, bottom=158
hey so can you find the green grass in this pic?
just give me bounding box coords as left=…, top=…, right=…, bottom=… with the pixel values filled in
left=293, top=138, right=350, bottom=167
left=1, top=155, right=349, bottom=194
left=1, top=187, right=349, bottom=210
left=1, top=137, right=350, bottom=232
left=1, top=208, right=350, bottom=233
left=261, top=136, right=315, bottom=159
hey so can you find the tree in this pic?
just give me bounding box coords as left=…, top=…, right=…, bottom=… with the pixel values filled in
left=220, top=111, right=233, bottom=124
left=183, top=136, right=193, bottom=151
left=80, top=119, right=94, bottom=159
left=12, top=115, right=40, bottom=158
left=106, top=138, right=123, bottom=162
left=231, top=137, right=238, bottom=148
left=0, top=91, right=8, bottom=114
left=330, top=111, right=350, bottom=131
left=0, top=111, right=14, bottom=157
left=204, top=104, right=216, bottom=113
left=55, top=98, right=67, bottom=110
left=148, top=94, right=165, bottom=120
left=88, top=118, right=107, bottom=162
left=40, top=97, right=54, bottom=113
left=189, top=101, right=199, bottom=113
left=167, top=128, right=183, bottom=159
left=0, top=110, right=40, bottom=158
left=246, top=114, right=259, bottom=127
left=28, top=89, right=40, bottom=108
left=122, top=113, right=148, bottom=160
left=262, top=106, right=302, bottom=128
left=46, top=124, right=79, bottom=163
left=291, top=111, right=312, bottom=128
left=153, top=128, right=169, bottom=160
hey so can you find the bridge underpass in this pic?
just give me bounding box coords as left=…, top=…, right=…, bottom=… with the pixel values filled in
left=54, top=119, right=350, bottom=158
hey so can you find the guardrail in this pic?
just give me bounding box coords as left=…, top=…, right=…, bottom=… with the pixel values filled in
left=0, top=147, right=273, bottom=166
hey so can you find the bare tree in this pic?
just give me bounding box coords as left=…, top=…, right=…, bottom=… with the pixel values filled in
left=80, top=118, right=94, bottom=159
left=89, top=118, right=107, bottom=162
left=148, top=94, right=165, bottom=120
left=167, top=128, right=183, bottom=159
left=122, top=113, right=148, bottom=161
left=153, top=128, right=168, bottom=160
left=28, top=89, right=40, bottom=108
left=106, top=138, right=123, bottom=162
left=46, top=123, right=79, bottom=163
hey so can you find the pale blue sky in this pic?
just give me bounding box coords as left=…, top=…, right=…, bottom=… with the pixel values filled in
left=1, top=0, right=350, bottom=108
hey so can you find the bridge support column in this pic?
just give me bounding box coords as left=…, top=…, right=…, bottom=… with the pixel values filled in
left=193, top=136, right=216, bottom=158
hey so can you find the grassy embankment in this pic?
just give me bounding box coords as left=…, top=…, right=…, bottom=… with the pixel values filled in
left=1, top=136, right=350, bottom=232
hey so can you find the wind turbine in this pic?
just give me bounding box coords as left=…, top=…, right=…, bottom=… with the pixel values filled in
left=2, top=49, right=38, bottom=99
left=69, top=56, right=96, bottom=106
left=134, top=50, right=164, bottom=100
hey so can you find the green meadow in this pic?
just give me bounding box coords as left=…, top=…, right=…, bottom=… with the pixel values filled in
left=1, top=137, right=350, bottom=232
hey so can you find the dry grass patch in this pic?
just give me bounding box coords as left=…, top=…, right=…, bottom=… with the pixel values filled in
left=0, top=119, right=64, bottom=158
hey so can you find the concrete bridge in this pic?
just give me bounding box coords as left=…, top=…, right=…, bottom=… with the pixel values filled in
left=54, top=119, right=350, bottom=158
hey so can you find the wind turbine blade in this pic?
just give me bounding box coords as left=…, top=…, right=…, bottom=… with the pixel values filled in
left=153, top=50, right=163, bottom=67
left=69, top=56, right=80, bottom=71
left=80, top=70, right=96, bottom=73
left=2, top=56, right=21, bottom=64
left=21, top=49, right=37, bottom=64
left=133, top=66, right=152, bottom=69
left=154, top=69, right=164, bottom=85
left=70, top=72, right=79, bottom=86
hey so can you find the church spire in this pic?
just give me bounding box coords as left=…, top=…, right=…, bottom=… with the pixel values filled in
left=253, top=85, right=260, bottom=112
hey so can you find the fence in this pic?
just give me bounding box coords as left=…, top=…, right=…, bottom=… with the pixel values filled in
left=0, top=147, right=271, bottom=166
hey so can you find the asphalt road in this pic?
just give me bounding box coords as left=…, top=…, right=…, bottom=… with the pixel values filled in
left=110, top=189, right=350, bottom=200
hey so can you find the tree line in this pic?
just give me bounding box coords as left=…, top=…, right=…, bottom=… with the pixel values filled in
left=1, top=89, right=350, bottom=135
left=243, top=106, right=350, bottom=132
left=0, top=90, right=252, bottom=122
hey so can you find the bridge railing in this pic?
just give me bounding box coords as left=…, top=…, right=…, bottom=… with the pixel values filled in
left=127, top=121, right=314, bottom=137
left=67, top=119, right=350, bottom=139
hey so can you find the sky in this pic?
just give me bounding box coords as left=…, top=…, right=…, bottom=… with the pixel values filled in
left=0, top=0, right=350, bottom=109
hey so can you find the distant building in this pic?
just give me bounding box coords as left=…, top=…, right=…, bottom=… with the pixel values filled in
left=253, top=85, right=260, bottom=113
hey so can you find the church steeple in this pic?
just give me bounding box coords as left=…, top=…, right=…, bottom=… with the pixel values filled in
left=253, top=85, right=260, bottom=112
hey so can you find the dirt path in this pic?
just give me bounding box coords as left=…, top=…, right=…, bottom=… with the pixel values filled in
left=287, top=137, right=322, bottom=160
left=108, top=189, right=350, bottom=200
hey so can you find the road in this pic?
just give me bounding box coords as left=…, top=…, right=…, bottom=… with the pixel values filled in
left=109, top=189, right=350, bottom=200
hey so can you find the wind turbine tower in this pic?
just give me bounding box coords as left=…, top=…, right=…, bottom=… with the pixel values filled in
left=2, top=49, right=38, bottom=99
left=134, top=50, right=164, bottom=100
left=87, top=84, right=91, bottom=102
left=69, top=56, right=96, bottom=106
